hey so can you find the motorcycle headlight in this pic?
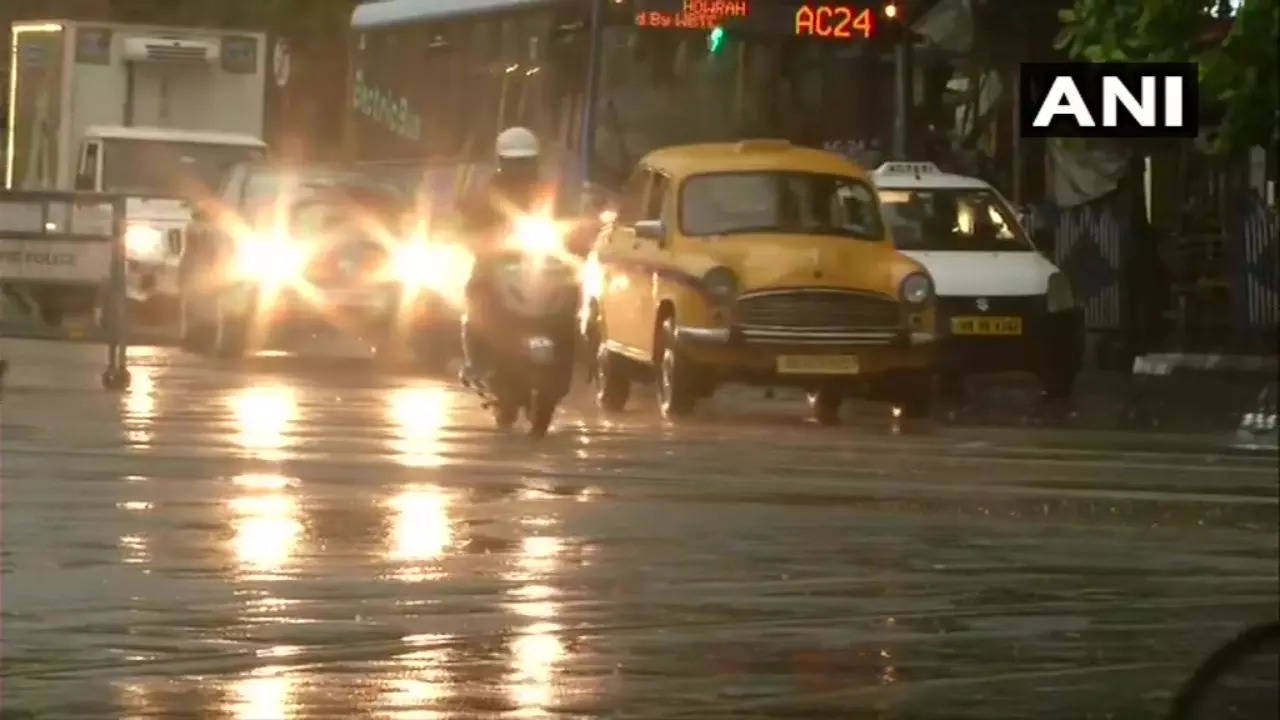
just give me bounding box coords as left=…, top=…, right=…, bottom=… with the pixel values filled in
left=125, top=224, right=165, bottom=259
left=236, top=233, right=306, bottom=282
left=702, top=266, right=739, bottom=306
left=513, top=215, right=561, bottom=255
left=900, top=272, right=932, bottom=306
left=393, top=241, right=434, bottom=288
left=1047, top=272, right=1075, bottom=313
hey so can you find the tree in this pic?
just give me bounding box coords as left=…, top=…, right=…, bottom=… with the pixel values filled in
left=1055, top=0, right=1277, bottom=156
left=1197, top=0, right=1278, bottom=157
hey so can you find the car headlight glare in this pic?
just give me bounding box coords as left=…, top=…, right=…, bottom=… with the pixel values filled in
left=393, top=241, right=434, bottom=288
left=1047, top=272, right=1075, bottom=313
left=900, top=272, right=932, bottom=306
left=124, top=224, right=165, bottom=259
left=702, top=266, right=739, bottom=305
left=237, top=234, right=305, bottom=281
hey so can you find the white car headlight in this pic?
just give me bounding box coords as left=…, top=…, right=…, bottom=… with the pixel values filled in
left=393, top=241, right=434, bottom=288
left=236, top=234, right=306, bottom=282
left=900, top=272, right=932, bottom=306
left=125, top=224, right=165, bottom=260
left=1047, top=272, right=1075, bottom=313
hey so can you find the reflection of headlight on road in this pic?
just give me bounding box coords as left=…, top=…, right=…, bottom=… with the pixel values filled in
left=125, top=224, right=166, bottom=259
left=236, top=234, right=306, bottom=282
left=513, top=216, right=561, bottom=255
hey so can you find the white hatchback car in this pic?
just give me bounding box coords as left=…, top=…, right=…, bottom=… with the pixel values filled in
left=872, top=162, right=1083, bottom=400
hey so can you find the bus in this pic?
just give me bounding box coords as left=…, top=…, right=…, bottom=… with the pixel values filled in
left=346, top=0, right=902, bottom=216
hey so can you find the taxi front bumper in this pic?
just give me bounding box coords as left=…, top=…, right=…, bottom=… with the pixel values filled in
left=673, top=323, right=935, bottom=384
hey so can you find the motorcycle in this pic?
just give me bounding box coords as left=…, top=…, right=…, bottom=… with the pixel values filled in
left=460, top=215, right=579, bottom=437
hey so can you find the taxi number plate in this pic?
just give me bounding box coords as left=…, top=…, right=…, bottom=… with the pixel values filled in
left=777, top=355, right=860, bottom=375
left=950, top=316, right=1023, bottom=335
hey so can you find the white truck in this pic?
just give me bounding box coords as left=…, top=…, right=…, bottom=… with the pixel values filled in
left=5, top=19, right=268, bottom=319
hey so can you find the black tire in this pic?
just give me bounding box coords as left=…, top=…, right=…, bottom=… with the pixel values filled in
left=656, top=317, right=697, bottom=418
left=596, top=345, right=631, bottom=411
left=213, top=296, right=250, bottom=360
left=1166, top=621, right=1280, bottom=720
left=895, top=374, right=933, bottom=419
left=528, top=392, right=556, bottom=437
left=810, top=388, right=843, bottom=426
left=179, top=295, right=215, bottom=354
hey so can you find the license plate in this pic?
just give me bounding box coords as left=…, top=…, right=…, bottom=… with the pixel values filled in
left=950, top=316, right=1023, bottom=335
left=777, top=355, right=860, bottom=375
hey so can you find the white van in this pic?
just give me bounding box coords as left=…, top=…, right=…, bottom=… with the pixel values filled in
left=872, top=162, right=1083, bottom=400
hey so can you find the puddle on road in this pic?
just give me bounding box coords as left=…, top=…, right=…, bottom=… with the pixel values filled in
left=0, top=344, right=1275, bottom=718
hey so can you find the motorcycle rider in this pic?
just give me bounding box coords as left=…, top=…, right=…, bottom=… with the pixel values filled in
left=459, top=126, right=548, bottom=383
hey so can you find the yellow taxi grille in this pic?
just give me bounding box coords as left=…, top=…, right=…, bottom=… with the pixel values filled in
left=736, top=290, right=899, bottom=329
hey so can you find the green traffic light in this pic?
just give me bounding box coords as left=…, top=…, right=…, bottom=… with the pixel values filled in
left=708, top=26, right=725, bottom=53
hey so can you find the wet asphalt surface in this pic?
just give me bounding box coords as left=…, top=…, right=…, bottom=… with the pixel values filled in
left=0, top=339, right=1277, bottom=719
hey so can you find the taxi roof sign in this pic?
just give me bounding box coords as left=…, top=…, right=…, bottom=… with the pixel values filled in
left=874, top=162, right=942, bottom=176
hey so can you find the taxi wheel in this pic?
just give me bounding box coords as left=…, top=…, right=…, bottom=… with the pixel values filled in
left=810, top=389, right=843, bottom=426
left=596, top=345, right=630, bottom=411
left=657, top=317, right=697, bottom=418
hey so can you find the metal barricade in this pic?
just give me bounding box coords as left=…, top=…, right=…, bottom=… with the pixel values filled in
left=1228, top=192, right=1279, bottom=334
left=0, top=190, right=131, bottom=389
left=1046, top=199, right=1130, bottom=332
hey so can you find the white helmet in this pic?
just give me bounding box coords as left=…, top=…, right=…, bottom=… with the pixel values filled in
left=496, top=126, right=540, bottom=159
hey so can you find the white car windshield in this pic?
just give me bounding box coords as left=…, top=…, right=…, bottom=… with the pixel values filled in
left=878, top=187, right=1031, bottom=251
left=680, top=172, right=883, bottom=239
left=102, top=139, right=264, bottom=197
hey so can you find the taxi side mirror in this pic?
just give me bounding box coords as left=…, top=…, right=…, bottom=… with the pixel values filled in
left=634, top=219, right=666, bottom=243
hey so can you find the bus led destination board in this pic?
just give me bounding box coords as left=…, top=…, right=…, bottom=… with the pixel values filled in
left=634, top=1, right=749, bottom=30
left=794, top=5, right=875, bottom=40
left=633, top=2, right=879, bottom=41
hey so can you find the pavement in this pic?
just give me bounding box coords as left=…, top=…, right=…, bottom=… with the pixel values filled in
left=0, top=339, right=1277, bottom=719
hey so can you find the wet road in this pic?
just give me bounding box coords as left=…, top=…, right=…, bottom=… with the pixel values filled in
left=1, top=340, right=1277, bottom=719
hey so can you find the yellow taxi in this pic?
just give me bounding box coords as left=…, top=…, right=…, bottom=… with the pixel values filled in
left=582, top=140, right=938, bottom=423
